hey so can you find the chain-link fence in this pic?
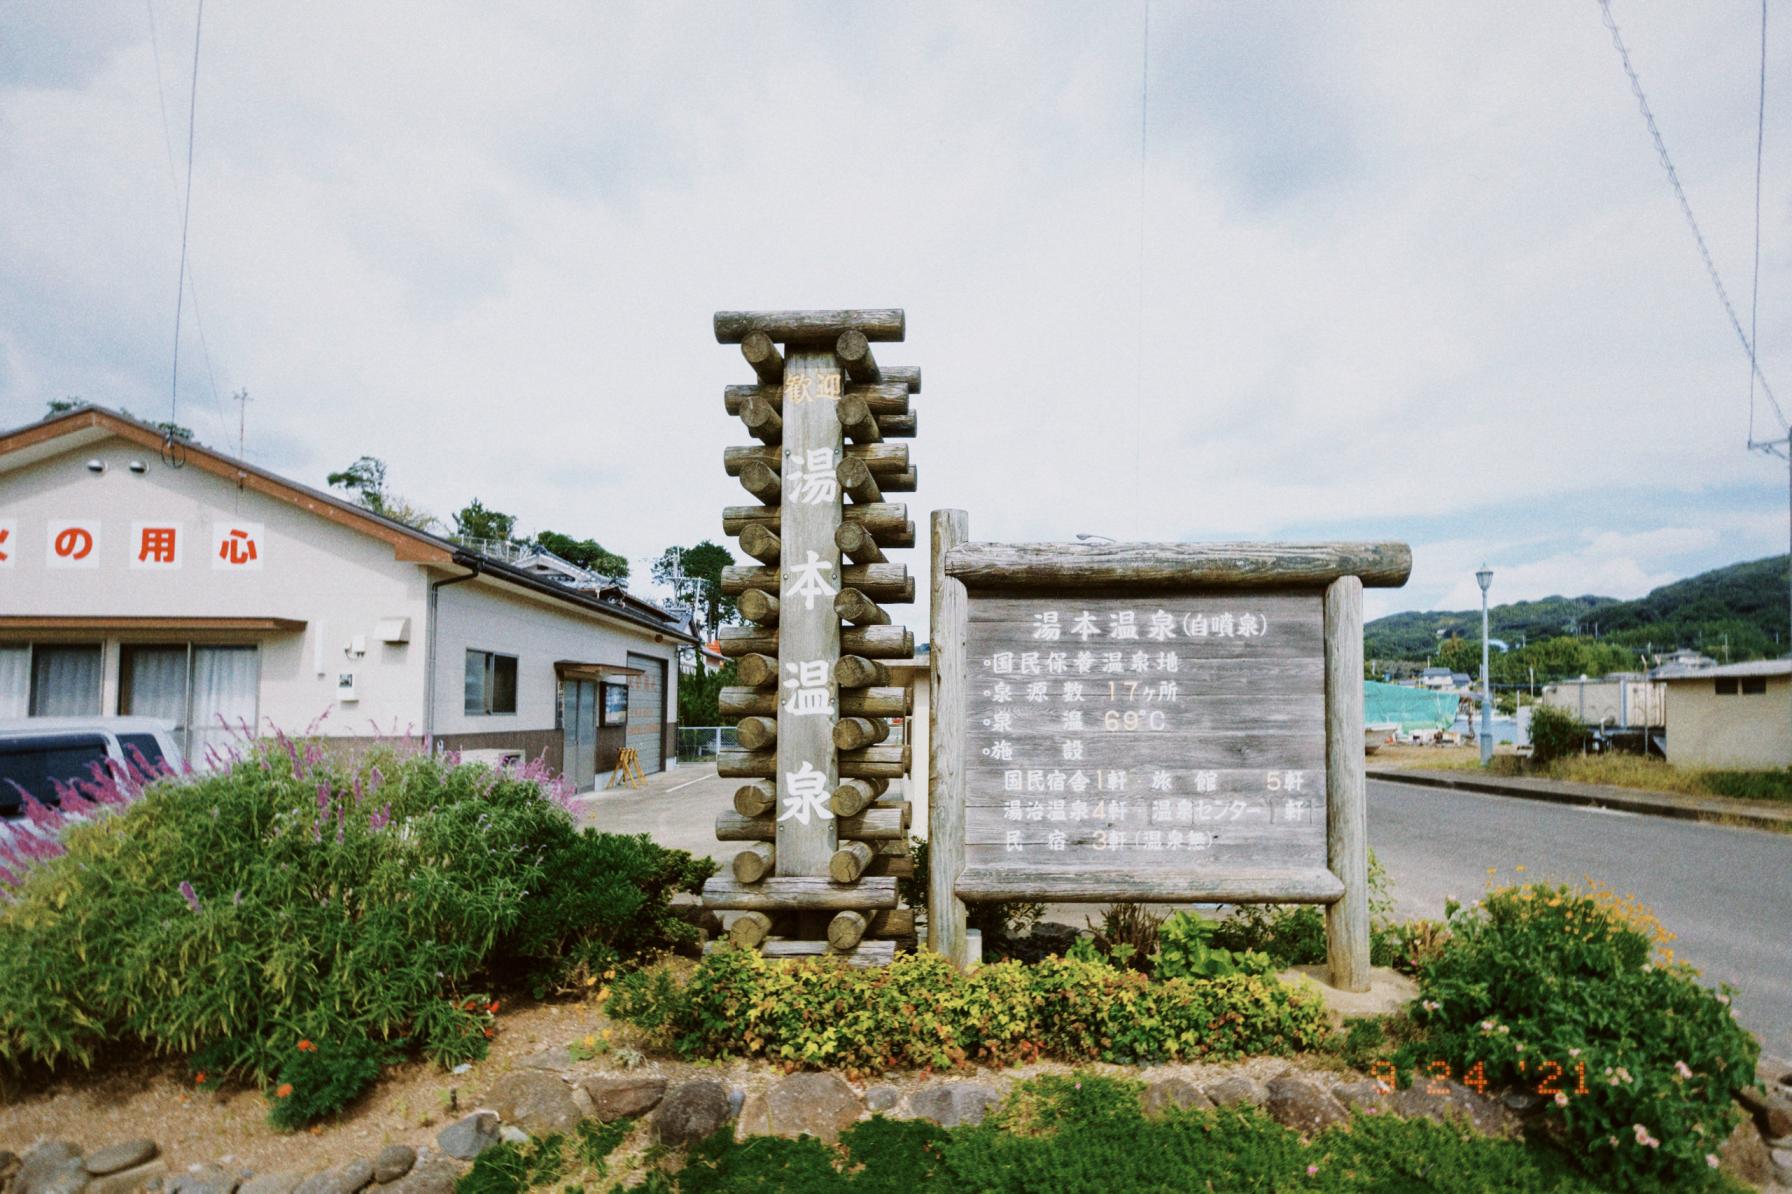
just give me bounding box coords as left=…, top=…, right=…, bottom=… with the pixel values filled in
left=677, top=726, right=739, bottom=762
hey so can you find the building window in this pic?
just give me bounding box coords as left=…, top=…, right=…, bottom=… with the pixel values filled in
left=120, top=644, right=259, bottom=762
left=1741, top=677, right=1768, bottom=695
left=0, top=644, right=105, bottom=717
left=1715, top=678, right=1739, bottom=696
left=465, top=650, right=518, bottom=715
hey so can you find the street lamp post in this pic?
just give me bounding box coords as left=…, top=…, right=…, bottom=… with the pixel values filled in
left=1476, top=565, right=1494, bottom=766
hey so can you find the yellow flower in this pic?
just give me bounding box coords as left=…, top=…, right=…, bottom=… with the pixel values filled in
left=1515, top=865, right=1527, bottom=873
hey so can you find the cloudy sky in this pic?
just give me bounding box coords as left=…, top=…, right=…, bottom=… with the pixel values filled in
left=2, top=2, right=1788, bottom=632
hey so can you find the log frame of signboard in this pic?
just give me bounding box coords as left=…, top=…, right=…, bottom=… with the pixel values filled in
left=929, top=514, right=1409, bottom=993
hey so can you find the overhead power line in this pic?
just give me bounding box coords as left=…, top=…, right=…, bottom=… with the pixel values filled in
left=1595, top=0, right=1784, bottom=431
left=166, top=0, right=206, bottom=453
left=145, top=0, right=231, bottom=447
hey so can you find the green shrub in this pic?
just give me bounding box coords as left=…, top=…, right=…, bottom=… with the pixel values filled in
left=1397, top=882, right=1758, bottom=1189
left=1528, top=704, right=1586, bottom=765
left=1150, top=911, right=1272, bottom=979
left=647, top=1073, right=1636, bottom=1193
left=0, top=745, right=712, bottom=1127
left=611, top=948, right=1327, bottom=1072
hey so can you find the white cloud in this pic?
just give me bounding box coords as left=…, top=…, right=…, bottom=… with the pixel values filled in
left=2, top=1, right=1789, bottom=635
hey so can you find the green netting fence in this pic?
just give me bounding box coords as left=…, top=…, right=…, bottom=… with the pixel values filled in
left=1364, top=680, right=1462, bottom=732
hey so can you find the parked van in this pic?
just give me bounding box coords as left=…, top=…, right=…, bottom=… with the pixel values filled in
left=0, top=716, right=183, bottom=816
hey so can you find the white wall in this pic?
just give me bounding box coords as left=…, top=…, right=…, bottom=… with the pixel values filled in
left=1, top=437, right=429, bottom=735
left=431, top=574, right=680, bottom=737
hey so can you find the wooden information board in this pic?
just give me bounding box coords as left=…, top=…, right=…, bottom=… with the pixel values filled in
left=930, top=524, right=1411, bottom=991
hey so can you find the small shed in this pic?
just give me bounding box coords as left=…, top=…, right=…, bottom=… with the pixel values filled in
left=1658, top=660, right=1792, bottom=770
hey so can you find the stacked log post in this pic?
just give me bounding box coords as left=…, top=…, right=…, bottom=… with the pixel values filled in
left=701, top=308, right=921, bottom=964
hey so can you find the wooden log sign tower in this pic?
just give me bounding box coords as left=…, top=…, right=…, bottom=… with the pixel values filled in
left=702, top=309, right=921, bottom=964
left=929, top=527, right=1410, bottom=990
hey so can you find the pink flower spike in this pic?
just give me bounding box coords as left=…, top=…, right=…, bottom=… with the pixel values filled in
left=179, top=881, right=202, bottom=912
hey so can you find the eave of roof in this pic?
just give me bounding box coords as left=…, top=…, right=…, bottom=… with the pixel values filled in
left=0, top=405, right=692, bottom=642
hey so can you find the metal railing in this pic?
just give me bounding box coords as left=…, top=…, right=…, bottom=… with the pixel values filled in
left=677, top=726, right=739, bottom=762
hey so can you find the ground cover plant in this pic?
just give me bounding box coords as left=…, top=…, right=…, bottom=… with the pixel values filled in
left=611, top=947, right=1327, bottom=1072
left=633, top=1074, right=1698, bottom=1194
left=0, top=741, right=712, bottom=1127
left=1361, top=881, right=1762, bottom=1190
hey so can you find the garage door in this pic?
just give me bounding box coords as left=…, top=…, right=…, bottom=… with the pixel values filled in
left=625, top=652, right=666, bottom=774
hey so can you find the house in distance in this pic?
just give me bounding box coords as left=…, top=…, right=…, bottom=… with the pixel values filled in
left=0, top=406, right=692, bottom=787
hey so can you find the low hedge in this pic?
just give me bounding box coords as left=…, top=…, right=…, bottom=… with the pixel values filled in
left=611, top=948, right=1328, bottom=1072
left=0, top=743, right=713, bottom=1126
left=1392, top=881, right=1759, bottom=1190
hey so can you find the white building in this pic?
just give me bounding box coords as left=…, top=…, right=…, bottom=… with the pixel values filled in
left=0, top=407, right=693, bottom=787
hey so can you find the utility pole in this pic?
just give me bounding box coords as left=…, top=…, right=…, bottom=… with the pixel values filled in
left=1477, top=565, right=1494, bottom=767
left=232, top=388, right=251, bottom=457
left=1748, top=427, right=1789, bottom=655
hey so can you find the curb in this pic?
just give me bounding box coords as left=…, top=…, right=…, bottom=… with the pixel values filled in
left=1367, top=768, right=1792, bottom=834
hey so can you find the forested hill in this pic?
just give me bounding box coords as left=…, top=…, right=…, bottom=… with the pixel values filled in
left=1366, top=555, right=1789, bottom=664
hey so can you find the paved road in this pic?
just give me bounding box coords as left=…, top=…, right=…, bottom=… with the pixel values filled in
left=576, top=765, right=1792, bottom=1062
left=1368, top=778, right=1792, bottom=1061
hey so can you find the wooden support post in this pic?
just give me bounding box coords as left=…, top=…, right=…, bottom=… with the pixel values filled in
left=728, top=911, right=775, bottom=948
left=739, top=523, right=781, bottom=565
left=836, top=329, right=879, bottom=382
left=836, top=395, right=882, bottom=444
left=733, top=783, right=776, bottom=817
left=723, top=625, right=907, bottom=659
left=724, top=502, right=911, bottom=538
left=741, top=330, right=784, bottom=384
left=724, top=563, right=911, bottom=602
left=834, top=587, right=890, bottom=626
left=735, top=716, right=777, bottom=751
left=739, top=392, right=782, bottom=443
left=827, top=909, right=868, bottom=950
left=774, top=347, right=843, bottom=879
left=739, top=460, right=781, bottom=505
left=739, top=588, right=779, bottom=626
left=721, top=685, right=909, bottom=718
left=828, top=777, right=882, bottom=817
left=835, top=522, right=886, bottom=564
left=1324, top=574, right=1370, bottom=993
left=834, top=655, right=891, bottom=689
left=716, top=805, right=903, bottom=841
left=930, top=509, right=969, bottom=965
left=878, top=413, right=917, bottom=438
left=714, top=309, right=905, bottom=345
left=864, top=908, right=915, bottom=940
left=879, top=467, right=918, bottom=492
left=837, top=456, right=883, bottom=504
left=829, top=840, right=874, bottom=883
left=735, top=654, right=778, bottom=688
left=733, top=842, right=776, bottom=883
left=832, top=716, right=889, bottom=751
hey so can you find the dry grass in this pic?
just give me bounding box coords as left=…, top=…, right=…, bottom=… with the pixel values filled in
left=1376, top=744, right=1792, bottom=805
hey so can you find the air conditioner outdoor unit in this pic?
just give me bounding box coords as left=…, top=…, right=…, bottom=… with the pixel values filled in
left=459, top=748, right=525, bottom=769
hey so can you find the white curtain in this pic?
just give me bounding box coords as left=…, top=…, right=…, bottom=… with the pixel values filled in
left=30, top=645, right=102, bottom=716
left=0, top=647, right=28, bottom=719
left=189, top=646, right=258, bottom=762
left=122, top=646, right=188, bottom=728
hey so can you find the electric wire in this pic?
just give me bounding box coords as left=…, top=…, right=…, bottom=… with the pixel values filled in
left=145, top=0, right=231, bottom=448
left=166, top=0, right=206, bottom=457
left=1134, top=1, right=1149, bottom=520
left=1596, top=0, right=1784, bottom=430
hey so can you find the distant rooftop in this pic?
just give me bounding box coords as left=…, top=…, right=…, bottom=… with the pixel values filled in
left=1657, top=658, right=1792, bottom=681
